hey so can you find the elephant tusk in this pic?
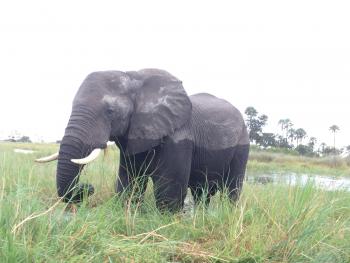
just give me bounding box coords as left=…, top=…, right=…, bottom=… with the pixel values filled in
left=35, top=152, right=59, bottom=163
left=71, top=148, right=102, bottom=165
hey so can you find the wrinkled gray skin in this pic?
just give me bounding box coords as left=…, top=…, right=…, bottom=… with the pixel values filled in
left=57, top=69, right=249, bottom=211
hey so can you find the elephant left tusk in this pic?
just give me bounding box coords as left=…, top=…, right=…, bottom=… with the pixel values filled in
left=71, top=148, right=102, bottom=165
left=35, top=152, right=59, bottom=163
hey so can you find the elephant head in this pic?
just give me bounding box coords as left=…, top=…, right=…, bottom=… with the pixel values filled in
left=37, top=69, right=192, bottom=202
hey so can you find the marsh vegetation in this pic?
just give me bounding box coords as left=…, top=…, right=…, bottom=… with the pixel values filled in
left=0, top=142, right=349, bottom=262
left=248, top=146, right=350, bottom=177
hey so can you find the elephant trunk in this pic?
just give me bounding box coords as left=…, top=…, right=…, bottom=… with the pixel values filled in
left=56, top=135, right=84, bottom=202
left=56, top=117, right=96, bottom=202
left=56, top=107, right=107, bottom=202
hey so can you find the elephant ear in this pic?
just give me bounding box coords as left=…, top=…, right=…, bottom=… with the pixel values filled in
left=125, top=73, right=192, bottom=154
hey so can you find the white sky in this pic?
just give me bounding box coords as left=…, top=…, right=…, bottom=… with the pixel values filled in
left=0, top=1, right=349, bottom=148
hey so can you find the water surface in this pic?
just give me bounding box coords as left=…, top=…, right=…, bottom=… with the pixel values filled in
left=247, top=173, right=350, bottom=191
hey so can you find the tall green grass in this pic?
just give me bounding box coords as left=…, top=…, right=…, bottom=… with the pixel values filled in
left=1, top=143, right=350, bottom=262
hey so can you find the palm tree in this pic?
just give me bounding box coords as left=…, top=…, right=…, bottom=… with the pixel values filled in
left=319, top=142, right=327, bottom=155
left=278, top=119, right=292, bottom=145
left=308, top=137, right=317, bottom=152
left=345, top=145, right=350, bottom=157
left=346, top=145, right=350, bottom=153
left=278, top=118, right=289, bottom=133
left=295, top=128, right=307, bottom=146
left=288, top=128, right=296, bottom=146
left=329, top=125, right=340, bottom=154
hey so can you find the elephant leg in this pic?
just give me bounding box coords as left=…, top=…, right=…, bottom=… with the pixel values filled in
left=116, top=151, right=154, bottom=203
left=152, top=139, right=193, bottom=212
left=225, top=144, right=249, bottom=202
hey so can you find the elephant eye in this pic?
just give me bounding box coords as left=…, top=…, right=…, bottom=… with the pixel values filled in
left=106, top=108, right=114, bottom=117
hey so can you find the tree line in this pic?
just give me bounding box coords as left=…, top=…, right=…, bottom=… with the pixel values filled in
left=245, top=106, right=349, bottom=157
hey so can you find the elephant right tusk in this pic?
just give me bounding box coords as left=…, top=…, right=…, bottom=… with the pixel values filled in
left=71, top=148, right=102, bottom=165
left=35, top=152, right=59, bottom=163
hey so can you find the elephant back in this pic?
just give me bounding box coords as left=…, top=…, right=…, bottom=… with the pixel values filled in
left=189, top=93, right=247, bottom=150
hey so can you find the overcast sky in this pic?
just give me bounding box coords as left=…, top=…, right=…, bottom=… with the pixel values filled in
left=0, top=1, right=349, bottom=148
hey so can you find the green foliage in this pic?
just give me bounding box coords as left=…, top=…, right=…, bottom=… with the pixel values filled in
left=257, top=133, right=276, bottom=148
left=295, top=144, right=314, bottom=157
left=1, top=142, right=350, bottom=262
left=245, top=107, right=268, bottom=145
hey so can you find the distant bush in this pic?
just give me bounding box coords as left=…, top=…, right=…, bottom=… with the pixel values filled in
left=295, top=144, right=316, bottom=157
left=4, top=135, right=32, bottom=143
left=17, top=136, right=32, bottom=143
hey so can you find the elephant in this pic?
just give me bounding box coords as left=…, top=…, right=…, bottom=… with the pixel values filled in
left=36, top=69, right=249, bottom=212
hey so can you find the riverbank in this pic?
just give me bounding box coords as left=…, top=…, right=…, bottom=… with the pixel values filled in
left=248, top=149, right=350, bottom=177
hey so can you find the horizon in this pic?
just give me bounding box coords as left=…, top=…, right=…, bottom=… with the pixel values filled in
left=0, top=106, right=346, bottom=151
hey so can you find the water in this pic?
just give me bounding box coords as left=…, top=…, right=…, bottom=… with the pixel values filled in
left=14, top=148, right=35, bottom=154
left=183, top=173, right=350, bottom=213
left=247, top=173, right=350, bottom=192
